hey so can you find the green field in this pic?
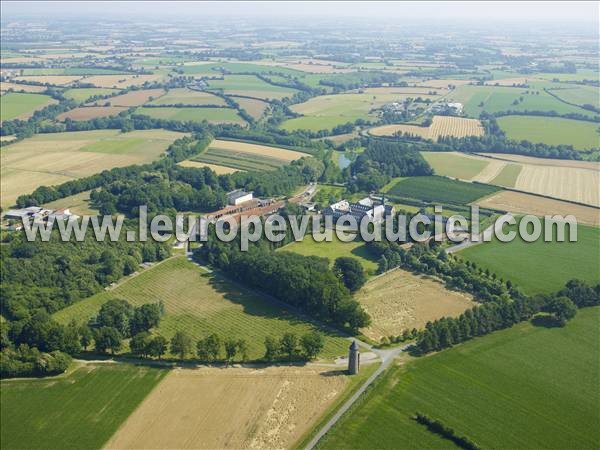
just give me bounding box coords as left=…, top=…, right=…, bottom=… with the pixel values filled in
left=54, top=257, right=348, bottom=359
left=547, top=85, right=600, bottom=108
left=179, top=61, right=304, bottom=77
left=192, top=147, right=286, bottom=171
left=44, top=190, right=98, bottom=216
left=135, top=106, right=245, bottom=124
left=147, top=88, right=226, bottom=106
left=21, top=67, right=130, bottom=76
left=206, top=74, right=298, bottom=99
left=0, top=92, right=56, bottom=120
left=497, top=116, right=599, bottom=150
left=490, top=163, right=522, bottom=187
left=63, top=88, right=119, bottom=103
left=446, top=84, right=596, bottom=118
left=0, top=364, right=167, bottom=450
left=319, top=307, right=600, bottom=450
left=459, top=222, right=600, bottom=294
left=421, top=152, right=489, bottom=179
left=281, top=234, right=379, bottom=276
left=388, top=176, right=500, bottom=205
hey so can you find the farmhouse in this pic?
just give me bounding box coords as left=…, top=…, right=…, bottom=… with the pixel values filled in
left=1, top=207, right=79, bottom=230
left=430, top=101, right=463, bottom=115
left=323, top=196, right=394, bottom=224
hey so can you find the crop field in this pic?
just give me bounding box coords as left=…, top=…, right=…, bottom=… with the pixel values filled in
left=64, top=87, right=119, bottom=103
left=0, top=92, right=57, bottom=120
left=231, top=96, right=270, bottom=119
left=0, top=81, right=48, bottom=93
left=388, top=176, right=500, bottom=205
left=479, top=153, right=600, bottom=171
left=497, top=116, right=599, bottom=150
left=178, top=159, right=240, bottom=174
left=13, top=75, right=83, bottom=86
left=0, top=363, right=167, bottom=450
left=147, top=88, right=225, bottom=106
left=489, top=163, right=522, bottom=186
left=475, top=191, right=600, bottom=226
left=206, top=74, right=298, bottom=100
left=281, top=234, right=379, bottom=276
left=208, top=139, right=307, bottom=161
left=445, top=84, right=597, bottom=118
left=54, top=256, right=349, bottom=359
left=356, top=268, right=474, bottom=342
left=459, top=223, right=600, bottom=294
left=83, top=73, right=165, bottom=88
left=421, top=152, right=490, bottom=179
left=0, top=129, right=184, bottom=207
left=320, top=307, right=600, bottom=450
left=369, top=115, right=484, bottom=139
left=98, top=88, right=166, bottom=106
left=193, top=148, right=287, bottom=171
left=104, top=366, right=348, bottom=450
left=56, top=106, right=128, bottom=121
left=135, top=106, right=245, bottom=124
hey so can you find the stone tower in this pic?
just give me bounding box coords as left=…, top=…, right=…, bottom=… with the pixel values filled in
left=348, top=340, right=360, bottom=375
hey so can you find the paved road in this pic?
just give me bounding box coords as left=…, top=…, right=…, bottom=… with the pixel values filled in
left=304, top=343, right=411, bottom=450
left=446, top=213, right=511, bottom=254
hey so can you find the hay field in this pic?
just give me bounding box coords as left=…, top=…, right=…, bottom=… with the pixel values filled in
left=206, top=75, right=298, bottom=100
left=0, top=81, right=48, bottom=93
left=98, top=88, right=166, bottom=106
left=209, top=139, right=306, bottom=161
left=13, top=75, right=83, bottom=85
left=64, top=87, right=119, bottom=103
left=178, top=159, right=240, bottom=174
left=83, top=73, right=165, bottom=88
left=0, top=92, right=57, bottom=120
left=475, top=191, right=600, bottom=227
left=231, top=96, right=270, bottom=119
left=56, top=106, right=128, bottom=121
left=147, top=88, right=225, bottom=106
left=104, top=366, right=348, bottom=450
left=421, top=152, right=490, bottom=179
left=357, top=268, right=474, bottom=341
left=1, top=129, right=184, bottom=207
left=135, top=106, right=245, bottom=125
left=369, top=116, right=484, bottom=139
left=479, top=153, right=600, bottom=171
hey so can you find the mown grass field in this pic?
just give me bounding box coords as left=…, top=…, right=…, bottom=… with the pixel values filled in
left=54, top=257, right=349, bottom=360
left=318, top=307, right=600, bottom=450
left=459, top=222, right=600, bottom=294
left=135, top=106, right=245, bottom=124
left=490, top=162, right=522, bottom=186
left=388, top=176, right=500, bottom=205
left=206, top=74, right=298, bottom=100
left=63, top=87, right=119, bottom=103
left=421, top=152, right=489, bottom=179
left=0, top=92, right=57, bottom=120
left=44, top=190, right=98, bottom=216
left=147, top=88, right=226, bottom=106
left=0, top=363, right=167, bottom=450
left=497, top=115, right=599, bottom=150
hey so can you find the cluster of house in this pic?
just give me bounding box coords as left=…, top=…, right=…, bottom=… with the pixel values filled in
left=323, top=195, right=395, bottom=224
left=429, top=101, right=463, bottom=115
left=1, top=206, right=79, bottom=230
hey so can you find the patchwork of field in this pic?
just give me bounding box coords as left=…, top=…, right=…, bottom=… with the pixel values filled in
left=178, top=159, right=240, bottom=174
left=0, top=81, right=48, bottom=93
left=0, top=92, right=57, bottom=120
left=0, top=129, right=184, bottom=207
left=357, top=268, right=474, bottom=342
left=147, top=88, right=225, bottom=106
left=64, top=87, right=119, bottom=103
left=475, top=191, right=600, bottom=226
left=0, top=363, right=167, bottom=450
left=105, top=366, right=348, bottom=450
left=547, top=85, right=600, bottom=108
left=320, top=307, right=600, bottom=450
left=369, top=115, right=485, bottom=139
left=56, top=106, right=128, bottom=121
left=135, top=106, right=245, bottom=124
left=459, top=223, right=600, bottom=294
left=497, top=115, right=599, bottom=150
left=206, top=74, right=298, bottom=100
left=479, top=153, right=600, bottom=171
left=231, top=96, right=270, bottom=119
left=54, top=256, right=349, bottom=359
left=83, top=73, right=165, bottom=88
left=13, top=75, right=83, bottom=86
left=97, top=88, right=166, bottom=106
left=388, top=176, right=500, bottom=205
left=422, top=152, right=490, bottom=179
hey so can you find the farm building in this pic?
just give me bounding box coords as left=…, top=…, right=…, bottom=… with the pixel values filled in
left=227, top=189, right=253, bottom=206
left=323, top=196, right=394, bottom=224
left=430, top=102, right=463, bottom=115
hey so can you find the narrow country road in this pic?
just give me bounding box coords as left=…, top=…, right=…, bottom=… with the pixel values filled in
left=304, top=343, right=411, bottom=450
left=446, top=213, right=511, bottom=254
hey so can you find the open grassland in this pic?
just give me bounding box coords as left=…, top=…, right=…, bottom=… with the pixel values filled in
left=97, top=88, right=166, bottom=106
left=64, top=88, right=119, bottom=103
left=56, top=106, right=128, bottom=121
left=445, top=84, right=597, bottom=118
left=231, top=96, right=270, bottom=119
left=388, top=176, right=500, bottom=205
left=281, top=234, right=379, bottom=276
left=497, top=116, right=599, bottom=150
left=178, top=159, right=240, bottom=174
left=421, top=152, right=490, bottom=179
left=459, top=223, right=600, bottom=294
left=206, top=75, right=298, bottom=100
left=105, top=366, right=348, bottom=450
left=54, top=257, right=349, bottom=360
left=135, top=106, right=245, bottom=124
left=0, top=129, right=184, bottom=208
left=0, top=81, right=48, bottom=93
left=319, top=307, right=600, bottom=450
left=475, top=191, right=600, bottom=227
left=357, top=269, right=474, bottom=342
left=547, top=85, right=600, bottom=108
left=147, top=88, right=225, bottom=106
left=369, top=116, right=484, bottom=139
left=44, top=190, right=98, bottom=216
left=0, top=92, right=57, bottom=120
left=0, top=363, right=167, bottom=450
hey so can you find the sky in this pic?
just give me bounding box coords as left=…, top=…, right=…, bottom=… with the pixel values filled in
left=1, top=1, right=598, bottom=24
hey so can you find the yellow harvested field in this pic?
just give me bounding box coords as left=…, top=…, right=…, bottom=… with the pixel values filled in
left=178, top=160, right=240, bottom=174
left=95, top=88, right=166, bottom=107
left=83, top=74, right=164, bottom=88
left=362, top=86, right=446, bottom=95
left=1, top=130, right=185, bottom=208
left=471, top=159, right=507, bottom=183
left=478, top=153, right=600, bottom=171
left=475, top=191, right=600, bottom=227
left=485, top=77, right=538, bottom=86
left=417, top=79, right=474, bottom=88
left=514, top=164, right=599, bottom=207
left=56, top=106, right=128, bottom=121
left=0, top=82, right=48, bottom=93
left=104, top=366, right=348, bottom=450
left=209, top=139, right=307, bottom=161
left=357, top=268, right=475, bottom=342
left=369, top=115, right=484, bottom=139
left=231, top=96, right=270, bottom=119
left=13, top=75, right=83, bottom=86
